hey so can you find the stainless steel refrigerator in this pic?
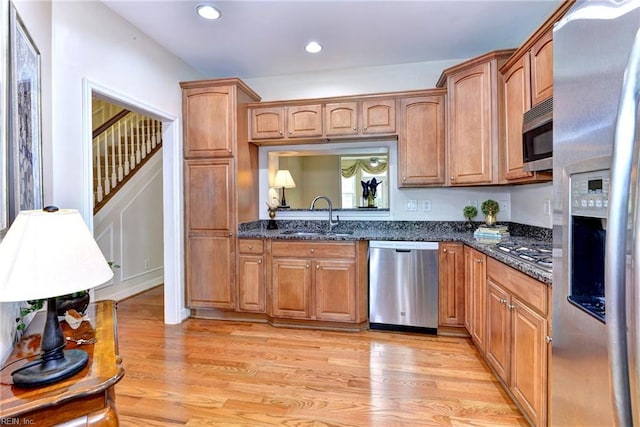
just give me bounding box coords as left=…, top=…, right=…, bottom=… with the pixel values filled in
left=553, top=1, right=640, bottom=425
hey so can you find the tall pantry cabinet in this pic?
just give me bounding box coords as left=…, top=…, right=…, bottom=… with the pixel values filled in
left=181, top=79, right=261, bottom=310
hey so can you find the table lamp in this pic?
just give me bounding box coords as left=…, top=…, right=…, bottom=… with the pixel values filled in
left=0, top=207, right=113, bottom=387
left=273, top=169, right=296, bottom=208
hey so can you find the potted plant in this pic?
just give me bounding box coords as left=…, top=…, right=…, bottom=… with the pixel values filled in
left=481, top=199, right=500, bottom=226
left=15, top=261, right=120, bottom=331
left=462, top=205, right=478, bottom=230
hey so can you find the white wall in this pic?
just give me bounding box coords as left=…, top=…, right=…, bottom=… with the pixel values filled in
left=510, top=182, right=553, bottom=228
left=50, top=1, right=203, bottom=330
left=94, top=152, right=164, bottom=302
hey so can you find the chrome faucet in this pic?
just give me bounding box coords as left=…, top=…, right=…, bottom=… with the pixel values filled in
left=310, top=195, right=339, bottom=232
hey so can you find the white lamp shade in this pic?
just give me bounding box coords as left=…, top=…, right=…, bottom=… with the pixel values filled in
left=0, top=209, right=114, bottom=302
left=273, top=170, right=296, bottom=188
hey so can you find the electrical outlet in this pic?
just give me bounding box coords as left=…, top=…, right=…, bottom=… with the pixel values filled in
left=422, top=200, right=432, bottom=212
left=144, top=259, right=151, bottom=269
left=543, top=199, right=551, bottom=215
left=467, top=200, right=478, bottom=208
left=405, top=200, right=417, bottom=211
left=500, top=200, right=509, bottom=212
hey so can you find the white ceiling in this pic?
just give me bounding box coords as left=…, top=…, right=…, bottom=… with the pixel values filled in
left=102, top=0, right=564, bottom=79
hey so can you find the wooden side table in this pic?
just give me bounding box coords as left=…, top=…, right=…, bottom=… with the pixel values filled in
left=0, top=300, right=124, bottom=426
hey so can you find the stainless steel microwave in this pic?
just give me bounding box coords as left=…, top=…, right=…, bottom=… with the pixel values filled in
left=523, top=97, right=553, bottom=171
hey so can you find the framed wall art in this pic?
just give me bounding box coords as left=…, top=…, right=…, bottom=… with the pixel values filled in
left=0, top=0, right=8, bottom=236
left=8, top=1, right=42, bottom=224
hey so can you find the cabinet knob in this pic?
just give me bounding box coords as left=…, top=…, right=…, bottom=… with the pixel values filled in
left=507, top=303, right=516, bottom=310
left=402, top=177, right=407, bottom=182
left=450, top=176, right=454, bottom=181
left=279, top=131, right=283, bottom=135
left=249, top=245, right=253, bottom=249
left=443, top=248, right=447, bottom=253
left=310, top=248, right=315, bottom=253
left=316, top=265, right=320, bottom=270
left=288, top=130, right=292, bottom=135
left=258, top=259, right=262, bottom=264
left=546, top=336, right=553, bottom=344
left=364, top=126, right=368, bottom=130
left=476, top=259, right=483, bottom=264
left=500, top=298, right=507, bottom=304
left=353, top=126, right=357, bottom=131
left=306, top=264, right=310, bottom=269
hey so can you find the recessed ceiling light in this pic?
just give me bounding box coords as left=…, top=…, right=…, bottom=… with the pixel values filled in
left=305, top=41, right=322, bottom=54
left=197, top=4, right=221, bottom=20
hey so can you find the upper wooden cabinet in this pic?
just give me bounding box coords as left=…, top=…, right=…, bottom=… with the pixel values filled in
left=397, top=92, right=446, bottom=186
left=325, top=99, right=396, bottom=137
left=249, top=96, right=396, bottom=144
left=530, top=29, right=553, bottom=106
left=287, top=104, right=323, bottom=138
left=438, top=50, right=514, bottom=186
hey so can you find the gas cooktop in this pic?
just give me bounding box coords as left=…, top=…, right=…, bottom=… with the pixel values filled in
left=495, top=241, right=553, bottom=272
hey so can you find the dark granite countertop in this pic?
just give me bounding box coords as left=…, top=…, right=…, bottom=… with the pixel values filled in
left=238, top=220, right=552, bottom=285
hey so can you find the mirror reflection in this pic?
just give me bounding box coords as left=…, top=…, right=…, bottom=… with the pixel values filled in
left=269, top=150, right=389, bottom=210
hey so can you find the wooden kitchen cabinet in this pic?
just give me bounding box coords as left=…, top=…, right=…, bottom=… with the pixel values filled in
left=250, top=106, right=285, bottom=140
left=397, top=92, right=446, bottom=186
left=325, top=99, right=396, bottom=137
left=438, top=242, right=465, bottom=328
left=237, top=239, right=265, bottom=313
left=530, top=29, right=553, bottom=107
left=464, top=246, right=487, bottom=352
left=181, top=78, right=261, bottom=312
left=269, top=240, right=367, bottom=325
left=437, top=50, right=513, bottom=186
left=325, top=102, right=359, bottom=136
left=500, top=28, right=553, bottom=183
left=361, top=99, right=396, bottom=134
left=486, top=257, right=549, bottom=427
left=287, top=104, right=323, bottom=138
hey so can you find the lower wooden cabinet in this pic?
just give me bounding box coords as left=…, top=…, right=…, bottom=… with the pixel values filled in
left=237, top=239, right=265, bottom=313
left=438, top=242, right=465, bottom=327
left=464, top=246, right=487, bottom=352
left=186, top=234, right=235, bottom=309
left=269, top=240, right=367, bottom=325
left=485, top=257, right=550, bottom=427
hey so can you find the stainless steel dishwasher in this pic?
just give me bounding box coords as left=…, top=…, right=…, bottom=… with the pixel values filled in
left=369, top=240, right=439, bottom=333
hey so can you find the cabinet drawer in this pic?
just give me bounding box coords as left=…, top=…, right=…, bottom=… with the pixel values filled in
left=487, top=257, right=547, bottom=315
left=238, top=239, right=264, bottom=254
left=271, top=241, right=356, bottom=259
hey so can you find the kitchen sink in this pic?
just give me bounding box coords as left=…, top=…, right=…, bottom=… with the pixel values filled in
left=279, top=230, right=353, bottom=237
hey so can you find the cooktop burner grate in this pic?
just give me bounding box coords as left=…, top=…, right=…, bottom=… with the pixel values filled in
left=495, top=242, right=553, bottom=272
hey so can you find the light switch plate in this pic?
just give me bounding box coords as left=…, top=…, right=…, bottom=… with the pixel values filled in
left=405, top=200, right=417, bottom=211
left=422, top=200, right=432, bottom=212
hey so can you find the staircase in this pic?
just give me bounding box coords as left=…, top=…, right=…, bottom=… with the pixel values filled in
left=93, top=109, right=162, bottom=213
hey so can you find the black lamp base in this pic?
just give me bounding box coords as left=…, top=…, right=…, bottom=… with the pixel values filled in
left=11, top=296, right=89, bottom=388
left=12, top=349, right=88, bottom=388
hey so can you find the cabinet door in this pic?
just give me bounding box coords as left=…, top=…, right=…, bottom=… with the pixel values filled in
left=251, top=107, right=285, bottom=140
left=486, top=279, right=511, bottom=383
left=438, top=242, right=465, bottom=326
left=362, top=99, right=396, bottom=134
left=398, top=95, right=446, bottom=186
left=238, top=255, right=265, bottom=313
left=511, top=296, right=548, bottom=427
left=464, top=247, right=472, bottom=332
left=530, top=29, right=553, bottom=106
left=466, top=248, right=487, bottom=352
left=447, top=62, right=493, bottom=185
left=325, top=102, right=359, bottom=136
left=183, top=85, right=234, bottom=158
left=271, top=258, right=312, bottom=319
left=502, top=55, right=534, bottom=181
left=184, top=159, right=234, bottom=232
left=287, top=105, right=323, bottom=138
left=314, top=259, right=357, bottom=322
left=186, top=235, right=235, bottom=309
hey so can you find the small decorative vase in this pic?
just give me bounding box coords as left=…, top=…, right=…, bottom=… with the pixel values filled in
left=465, top=220, right=474, bottom=230
left=367, top=195, right=376, bottom=208
left=267, top=207, right=278, bottom=230
left=485, top=213, right=497, bottom=226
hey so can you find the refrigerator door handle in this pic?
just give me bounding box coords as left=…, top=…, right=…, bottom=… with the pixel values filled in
left=605, top=25, right=640, bottom=427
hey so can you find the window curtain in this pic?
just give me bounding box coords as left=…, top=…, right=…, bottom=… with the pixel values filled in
left=341, top=160, right=388, bottom=178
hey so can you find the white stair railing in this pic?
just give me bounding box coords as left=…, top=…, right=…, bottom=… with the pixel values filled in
left=93, top=112, right=162, bottom=208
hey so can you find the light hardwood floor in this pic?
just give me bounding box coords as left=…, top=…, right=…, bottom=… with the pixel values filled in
left=114, top=286, right=527, bottom=426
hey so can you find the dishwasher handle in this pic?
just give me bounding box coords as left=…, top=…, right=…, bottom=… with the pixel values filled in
left=395, top=249, right=412, bottom=253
